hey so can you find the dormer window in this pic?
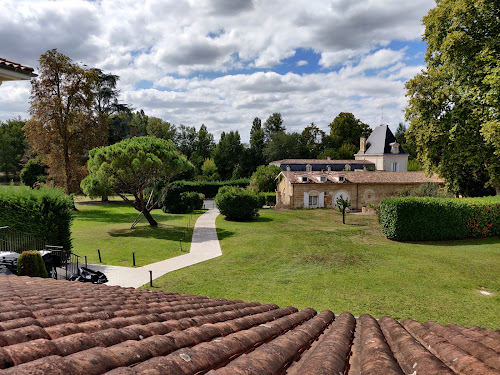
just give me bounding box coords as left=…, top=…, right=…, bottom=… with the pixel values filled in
left=344, top=164, right=351, bottom=171
left=327, top=165, right=331, bottom=172
left=320, top=175, right=327, bottom=182
left=338, top=174, right=346, bottom=182
left=301, top=176, right=308, bottom=182
left=390, top=142, right=400, bottom=154
left=306, top=164, right=312, bottom=172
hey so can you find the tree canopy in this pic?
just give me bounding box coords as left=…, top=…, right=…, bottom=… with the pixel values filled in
left=328, top=112, right=372, bottom=154
left=82, top=137, right=192, bottom=227
left=405, top=0, right=500, bottom=196
left=0, top=118, right=26, bottom=178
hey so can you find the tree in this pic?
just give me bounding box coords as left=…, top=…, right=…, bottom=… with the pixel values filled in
left=176, top=124, right=198, bottom=159
left=25, top=49, right=107, bottom=194
left=190, top=124, right=215, bottom=171
left=335, top=195, right=351, bottom=224
left=264, top=113, right=285, bottom=140
left=201, top=158, right=219, bottom=181
left=0, top=118, right=26, bottom=177
left=244, top=118, right=266, bottom=175
left=299, top=123, right=325, bottom=158
left=395, top=122, right=417, bottom=160
left=20, top=158, right=48, bottom=187
left=328, top=112, right=372, bottom=151
left=248, top=164, right=282, bottom=193
left=146, top=117, right=177, bottom=141
left=82, top=137, right=192, bottom=227
left=130, top=110, right=149, bottom=137
left=264, top=131, right=302, bottom=162
left=405, top=0, right=500, bottom=196
left=213, top=131, right=244, bottom=180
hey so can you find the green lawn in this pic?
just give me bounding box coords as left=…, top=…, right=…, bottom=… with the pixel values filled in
left=72, top=204, right=203, bottom=267
left=146, top=209, right=500, bottom=329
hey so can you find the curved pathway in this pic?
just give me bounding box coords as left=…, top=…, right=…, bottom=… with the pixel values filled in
left=86, top=201, right=222, bottom=288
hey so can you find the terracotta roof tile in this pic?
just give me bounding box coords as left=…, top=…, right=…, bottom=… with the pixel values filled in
left=283, top=170, right=444, bottom=184
left=0, top=274, right=498, bottom=374
left=0, top=58, right=37, bottom=77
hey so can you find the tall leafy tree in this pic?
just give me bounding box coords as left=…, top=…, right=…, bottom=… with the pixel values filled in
left=176, top=124, right=198, bottom=159
left=263, top=132, right=302, bottom=162
left=299, top=123, right=326, bottom=158
left=405, top=0, right=500, bottom=196
left=25, top=49, right=106, bottom=194
left=130, top=110, right=149, bottom=137
left=190, top=124, right=215, bottom=171
left=394, top=122, right=417, bottom=160
left=263, top=113, right=285, bottom=140
left=146, top=117, right=177, bottom=141
left=0, top=118, right=26, bottom=177
left=213, top=131, right=244, bottom=180
left=82, top=137, right=192, bottom=227
left=328, top=112, right=372, bottom=152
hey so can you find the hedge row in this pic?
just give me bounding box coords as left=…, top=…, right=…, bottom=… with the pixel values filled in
left=0, top=186, right=74, bottom=250
left=258, top=192, right=276, bottom=206
left=379, top=196, right=500, bottom=241
left=170, top=179, right=250, bottom=198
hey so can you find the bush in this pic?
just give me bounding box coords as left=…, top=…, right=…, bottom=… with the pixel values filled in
left=162, top=191, right=205, bottom=214
left=215, top=186, right=260, bottom=221
left=397, top=182, right=453, bottom=198
left=249, top=165, right=282, bottom=193
left=17, top=250, right=49, bottom=278
left=257, top=192, right=277, bottom=207
left=0, top=185, right=74, bottom=250
left=20, top=159, right=48, bottom=187
left=380, top=196, right=500, bottom=241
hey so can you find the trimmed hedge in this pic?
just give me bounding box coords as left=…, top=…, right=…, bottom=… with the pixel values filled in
left=0, top=186, right=74, bottom=250
left=215, top=186, right=260, bottom=221
left=17, top=250, right=49, bottom=278
left=162, top=191, right=205, bottom=214
left=380, top=196, right=500, bottom=241
left=160, top=179, right=249, bottom=210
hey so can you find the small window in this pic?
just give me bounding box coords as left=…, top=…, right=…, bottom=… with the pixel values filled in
left=306, top=164, right=312, bottom=172
left=320, top=176, right=327, bottom=182
left=391, top=162, right=399, bottom=172
left=309, top=195, right=318, bottom=207
left=302, top=176, right=308, bottom=182
left=338, top=175, right=345, bottom=182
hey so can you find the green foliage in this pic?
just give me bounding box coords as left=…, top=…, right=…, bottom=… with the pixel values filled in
left=20, top=158, right=48, bottom=187
left=213, top=131, right=244, bottom=180
left=215, top=186, right=260, bottom=221
left=257, top=192, right=277, bottom=207
left=249, top=164, right=282, bottom=193
left=16, top=250, right=49, bottom=278
left=263, top=113, right=285, bottom=140
left=0, top=118, right=26, bottom=177
left=0, top=185, right=73, bottom=250
left=146, top=117, right=177, bottom=141
left=162, top=191, right=205, bottom=214
left=82, top=136, right=192, bottom=226
left=335, top=194, right=351, bottom=224
left=161, top=179, right=250, bottom=207
left=328, top=112, right=372, bottom=149
left=407, top=159, right=423, bottom=171
left=200, top=158, right=219, bottom=181
left=380, top=196, right=500, bottom=241
left=405, top=0, right=500, bottom=196
left=397, top=182, right=453, bottom=198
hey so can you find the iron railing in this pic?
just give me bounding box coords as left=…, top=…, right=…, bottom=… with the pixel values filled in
left=0, top=226, right=47, bottom=253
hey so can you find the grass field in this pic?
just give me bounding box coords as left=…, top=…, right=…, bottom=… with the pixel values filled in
left=146, top=208, right=500, bottom=329
left=72, top=204, right=203, bottom=267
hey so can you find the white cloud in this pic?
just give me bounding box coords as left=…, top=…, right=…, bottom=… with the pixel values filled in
left=0, top=0, right=436, bottom=138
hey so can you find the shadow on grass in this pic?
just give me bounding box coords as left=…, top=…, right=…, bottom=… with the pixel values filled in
left=108, top=224, right=186, bottom=240
left=74, top=206, right=180, bottom=224
left=221, top=216, right=273, bottom=223
left=215, top=228, right=235, bottom=241
left=403, top=236, right=500, bottom=247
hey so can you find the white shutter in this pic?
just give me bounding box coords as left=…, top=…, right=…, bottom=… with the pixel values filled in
left=319, top=192, right=324, bottom=208
left=303, top=192, right=309, bottom=208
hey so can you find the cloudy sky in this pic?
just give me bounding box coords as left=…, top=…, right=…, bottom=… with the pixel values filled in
left=1, top=0, right=434, bottom=141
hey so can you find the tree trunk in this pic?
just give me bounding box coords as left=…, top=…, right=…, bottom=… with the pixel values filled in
left=342, top=208, right=346, bottom=224
left=143, top=209, right=158, bottom=227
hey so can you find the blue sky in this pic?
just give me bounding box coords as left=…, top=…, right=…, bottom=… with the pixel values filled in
left=0, top=0, right=435, bottom=141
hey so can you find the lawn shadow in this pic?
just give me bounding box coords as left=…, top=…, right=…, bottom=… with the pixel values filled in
left=74, top=206, right=181, bottom=224
left=108, top=224, right=187, bottom=240
left=403, top=236, right=500, bottom=247
left=215, top=228, right=235, bottom=241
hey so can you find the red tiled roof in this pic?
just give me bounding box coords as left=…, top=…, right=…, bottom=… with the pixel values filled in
left=0, top=275, right=498, bottom=374
left=0, top=58, right=37, bottom=77
left=282, top=170, right=444, bottom=184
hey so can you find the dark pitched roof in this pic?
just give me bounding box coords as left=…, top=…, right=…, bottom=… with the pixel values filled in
left=0, top=275, right=498, bottom=374
left=0, top=58, right=37, bottom=78
left=363, top=124, right=406, bottom=155
left=270, top=159, right=373, bottom=165
left=282, top=170, right=444, bottom=184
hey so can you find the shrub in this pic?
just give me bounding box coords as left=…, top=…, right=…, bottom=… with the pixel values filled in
left=17, top=250, right=49, bottom=278
left=0, top=185, right=73, bottom=250
left=215, top=186, right=260, bottom=221
left=249, top=165, right=282, bottom=193
left=397, top=182, right=453, bottom=198
left=20, top=159, right=48, bottom=187
left=380, top=196, right=500, bottom=241
left=162, top=191, right=205, bottom=214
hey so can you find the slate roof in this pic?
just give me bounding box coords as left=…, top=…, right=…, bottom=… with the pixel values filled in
left=0, top=58, right=37, bottom=78
left=0, top=274, right=498, bottom=374
left=282, top=170, right=444, bottom=184
left=271, top=159, right=373, bottom=165
left=362, top=124, right=407, bottom=155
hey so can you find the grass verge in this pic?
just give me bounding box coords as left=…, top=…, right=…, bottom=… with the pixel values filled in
left=146, top=209, right=500, bottom=329
left=72, top=203, right=203, bottom=267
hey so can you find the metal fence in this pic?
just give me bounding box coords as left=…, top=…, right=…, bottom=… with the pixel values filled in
left=0, top=226, right=47, bottom=253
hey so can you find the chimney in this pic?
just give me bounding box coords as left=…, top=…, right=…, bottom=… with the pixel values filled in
left=359, top=137, right=366, bottom=154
